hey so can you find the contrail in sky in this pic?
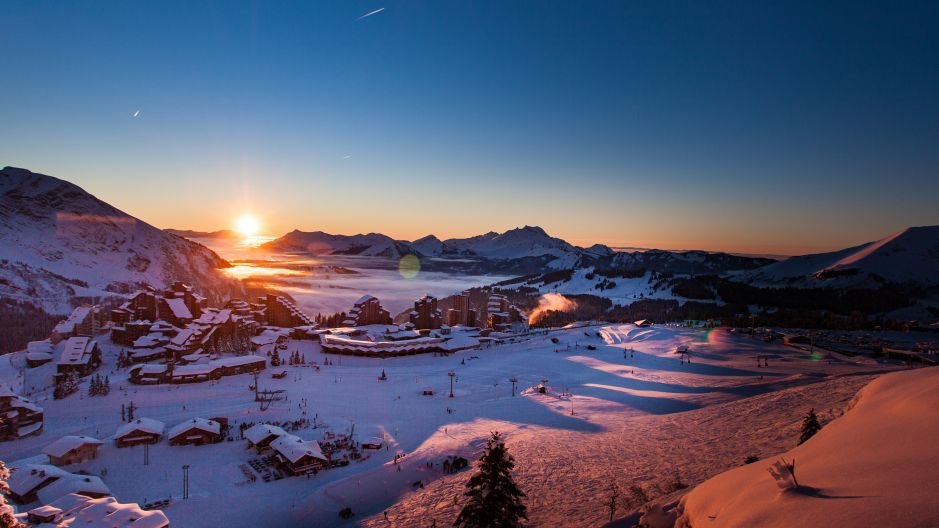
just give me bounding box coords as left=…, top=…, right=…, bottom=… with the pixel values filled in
left=133, top=110, right=140, bottom=118
left=356, top=7, right=384, bottom=21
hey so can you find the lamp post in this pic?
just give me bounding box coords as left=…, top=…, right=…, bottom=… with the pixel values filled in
left=182, top=465, right=190, bottom=500
left=448, top=371, right=455, bottom=398
left=509, top=376, right=518, bottom=397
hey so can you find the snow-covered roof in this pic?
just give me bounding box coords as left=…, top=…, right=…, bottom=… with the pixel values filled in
left=168, top=418, right=220, bottom=440
left=27, top=340, right=55, bottom=355
left=27, top=492, right=90, bottom=519
left=163, top=297, right=192, bottom=320
left=52, top=306, right=93, bottom=335
left=45, top=495, right=170, bottom=527
left=215, top=355, right=265, bottom=367
left=440, top=335, right=480, bottom=351
left=37, top=474, right=111, bottom=504
left=270, top=434, right=327, bottom=463
left=244, top=423, right=288, bottom=445
left=354, top=294, right=376, bottom=305
left=128, top=347, right=166, bottom=360
left=169, top=328, right=196, bottom=347
left=42, top=436, right=103, bottom=458
left=10, top=398, right=42, bottom=413
left=57, top=337, right=96, bottom=365
left=132, top=334, right=165, bottom=348
left=130, top=364, right=166, bottom=376
left=7, top=464, right=69, bottom=496
left=171, top=363, right=214, bottom=376
left=193, top=308, right=231, bottom=325
left=114, top=418, right=164, bottom=439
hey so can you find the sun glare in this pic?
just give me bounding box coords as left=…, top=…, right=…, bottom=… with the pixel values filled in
left=235, top=214, right=260, bottom=237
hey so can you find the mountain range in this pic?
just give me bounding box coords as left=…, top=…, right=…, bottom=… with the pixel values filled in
left=3, top=166, right=937, bottom=317
left=260, top=225, right=780, bottom=276
left=0, top=167, right=243, bottom=314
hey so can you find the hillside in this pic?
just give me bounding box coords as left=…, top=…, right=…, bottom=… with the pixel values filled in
left=164, top=228, right=238, bottom=239
left=0, top=167, right=243, bottom=314
left=675, top=367, right=939, bottom=527
left=261, top=230, right=414, bottom=259
left=740, top=226, right=939, bottom=288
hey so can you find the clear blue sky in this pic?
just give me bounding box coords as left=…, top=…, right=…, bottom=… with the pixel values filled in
left=2, top=0, right=937, bottom=254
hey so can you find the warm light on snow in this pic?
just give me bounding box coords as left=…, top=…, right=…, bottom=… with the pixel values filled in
left=235, top=214, right=260, bottom=237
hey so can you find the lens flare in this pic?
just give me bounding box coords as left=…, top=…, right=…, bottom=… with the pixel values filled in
left=399, top=254, right=420, bottom=279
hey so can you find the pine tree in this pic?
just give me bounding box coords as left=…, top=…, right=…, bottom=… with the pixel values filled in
left=799, top=408, right=822, bottom=445
left=54, top=372, right=79, bottom=400
left=454, top=431, right=527, bottom=528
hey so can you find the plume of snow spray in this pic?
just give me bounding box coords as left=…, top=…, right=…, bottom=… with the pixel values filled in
left=528, top=293, right=577, bottom=326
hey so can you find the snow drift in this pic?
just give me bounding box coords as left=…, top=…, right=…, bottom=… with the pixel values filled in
left=675, top=367, right=939, bottom=527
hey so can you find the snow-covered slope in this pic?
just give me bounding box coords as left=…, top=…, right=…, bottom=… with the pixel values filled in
left=676, top=367, right=939, bottom=527
left=265, top=225, right=775, bottom=278
left=164, top=228, right=238, bottom=239
left=262, top=230, right=413, bottom=259
left=264, top=226, right=591, bottom=268
left=0, top=167, right=243, bottom=313
left=410, top=234, right=444, bottom=256
left=438, top=225, right=578, bottom=260
left=740, top=226, right=939, bottom=288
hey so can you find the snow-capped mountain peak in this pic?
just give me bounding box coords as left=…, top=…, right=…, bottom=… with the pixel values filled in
left=0, top=167, right=243, bottom=313
left=741, top=225, right=939, bottom=287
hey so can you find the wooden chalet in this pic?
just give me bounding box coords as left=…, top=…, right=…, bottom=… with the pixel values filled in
left=270, top=434, right=328, bottom=475
left=114, top=418, right=165, bottom=448
left=42, top=436, right=103, bottom=466
left=244, top=423, right=288, bottom=453
left=168, top=418, right=222, bottom=446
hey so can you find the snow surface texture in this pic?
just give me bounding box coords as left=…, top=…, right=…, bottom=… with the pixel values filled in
left=676, top=367, right=939, bottom=528
left=0, top=324, right=902, bottom=527
left=0, top=167, right=243, bottom=313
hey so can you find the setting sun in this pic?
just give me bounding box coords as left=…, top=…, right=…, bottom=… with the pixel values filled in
left=235, top=214, right=260, bottom=237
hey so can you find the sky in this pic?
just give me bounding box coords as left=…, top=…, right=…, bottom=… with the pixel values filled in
left=1, top=0, right=937, bottom=256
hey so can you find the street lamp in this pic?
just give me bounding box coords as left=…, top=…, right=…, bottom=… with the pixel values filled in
left=182, top=465, right=190, bottom=500
left=448, top=371, right=455, bottom=398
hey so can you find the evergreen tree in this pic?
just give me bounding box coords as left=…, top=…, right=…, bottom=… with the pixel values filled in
left=799, top=408, right=822, bottom=445
left=454, top=431, right=527, bottom=528
left=54, top=372, right=79, bottom=400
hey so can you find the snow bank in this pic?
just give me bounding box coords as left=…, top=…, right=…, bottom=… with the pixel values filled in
left=676, top=367, right=939, bottom=527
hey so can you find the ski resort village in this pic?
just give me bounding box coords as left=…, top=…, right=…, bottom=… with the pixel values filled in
left=3, top=2, right=939, bottom=526
left=0, top=166, right=938, bottom=527
left=2, top=266, right=939, bottom=527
